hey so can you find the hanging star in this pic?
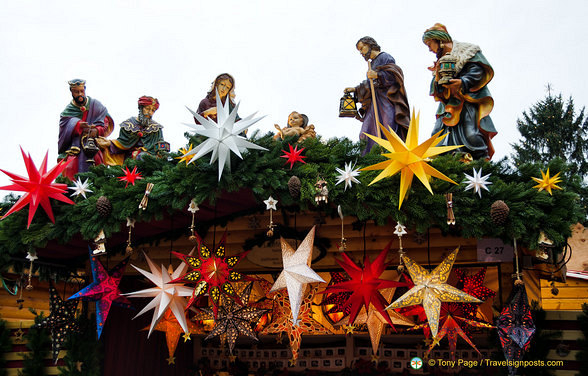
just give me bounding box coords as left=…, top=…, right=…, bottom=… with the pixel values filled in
left=386, top=248, right=481, bottom=337
left=320, top=272, right=352, bottom=324
left=185, top=92, right=267, bottom=181
left=124, top=252, right=195, bottom=337
left=118, top=166, right=143, bottom=188
left=187, top=199, right=199, bottom=214
left=280, top=144, right=306, bottom=169
left=193, top=283, right=267, bottom=355
left=34, top=284, right=79, bottom=363
left=0, top=148, right=74, bottom=228
left=175, top=144, right=194, bottom=165
left=454, top=268, right=496, bottom=319
left=68, top=177, right=93, bottom=199
left=126, top=217, right=135, bottom=228
left=321, top=243, right=405, bottom=328
left=170, top=232, right=249, bottom=318
left=68, top=249, right=132, bottom=339
left=335, top=161, right=361, bottom=191
left=13, top=326, right=25, bottom=342
left=343, top=325, right=355, bottom=335
left=393, top=223, right=407, bottom=237
left=270, top=226, right=325, bottom=324
left=360, top=111, right=461, bottom=208
left=463, top=168, right=492, bottom=198
left=264, top=196, right=278, bottom=211
left=532, top=168, right=562, bottom=195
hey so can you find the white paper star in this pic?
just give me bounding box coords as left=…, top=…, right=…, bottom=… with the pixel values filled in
left=463, top=168, right=492, bottom=198
left=26, top=251, right=38, bottom=262
left=124, top=252, right=195, bottom=337
left=335, top=162, right=361, bottom=191
left=68, top=177, right=93, bottom=198
left=185, top=92, right=268, bottom=181
left=264, top=196, right=278, bottom=211
left=393, top=222, right=407, bottom=237
left=126, top=218, right=135, bottom=228
left=188, top=199, right=199, bottom=214
left=270, top=226, right=325, bottom=324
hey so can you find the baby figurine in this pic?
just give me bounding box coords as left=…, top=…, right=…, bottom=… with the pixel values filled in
left=273, top=111, right=316, bottom=142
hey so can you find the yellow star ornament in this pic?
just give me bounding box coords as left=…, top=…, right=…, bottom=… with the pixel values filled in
left=360, top=111, right=462, bottom=208
left=175, top=144, right=194, bottom=165
left=532, top=168, right=562, bottom=195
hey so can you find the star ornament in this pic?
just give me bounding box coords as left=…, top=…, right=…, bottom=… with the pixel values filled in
left=185, top=92, right=267, bottom=181
left=175, top=144, right=194, bottom=165
left=335, top=161, right=361, bottom=191
left=118, top=166, right=143, bottom=188
left=463, top=168, right=492, bottom=198
left=68, top=177, right=93, bottom=198
left=264, top=196, right=278, bottom=211
left=0, top=148, right=74, bottom=228
left=360, top=111, right=461, bottom=208
left=393, top=222, right=407, bottom=237
left=532, top=168, right=562, bottom=195
left=386, top=248, right=481, bottom=337
left=270, top=226, right=326, bottom=324
left=281, top=144, right=306, bottom=169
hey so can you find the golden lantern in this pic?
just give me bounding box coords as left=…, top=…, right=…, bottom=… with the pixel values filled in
left=339, top=91, right=358, bottom=118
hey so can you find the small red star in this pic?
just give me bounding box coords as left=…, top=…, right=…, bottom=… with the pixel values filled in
left=118, top=166, right=143, bottom=188
left=280, top=144, right=306, bottom=169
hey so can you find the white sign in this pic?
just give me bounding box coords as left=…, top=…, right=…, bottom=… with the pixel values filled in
left=477, top=238, right=514, bottom=262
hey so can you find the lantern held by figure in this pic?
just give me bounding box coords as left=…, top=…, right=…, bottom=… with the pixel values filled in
left=339, top=92, right=358, bottom=118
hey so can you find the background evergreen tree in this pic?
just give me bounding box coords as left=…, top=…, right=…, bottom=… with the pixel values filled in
left=0, top=318, right=12, bottom=376
left=19, top=311, right=50, bottom=376
left=57, top=315, right=101, bottom=376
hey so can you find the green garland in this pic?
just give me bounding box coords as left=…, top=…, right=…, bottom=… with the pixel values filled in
left=0, top=133, right=585, bottom=274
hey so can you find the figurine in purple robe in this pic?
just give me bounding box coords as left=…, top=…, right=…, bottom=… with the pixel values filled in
left=195, top=73, right=241, bottom=124
left=58, top=79, right=113, bottom=180
left=344, top=37, right=410, bottom=154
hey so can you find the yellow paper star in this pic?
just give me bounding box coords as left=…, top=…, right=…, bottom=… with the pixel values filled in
left=183, top=332, right=191, bottom=342
left=371, top=354, right=379, bottom=363
left=289, top=358, right=297, bottom=366
left=532, top=168, right=562, bottom=195
left=175, top=144, right=194, bottom=165
left=386, top=248, right=481, bottom=337
left=342, top=324, right=355, bottom=335
left=360, top=111, right=461, bottom=208
left=166, top=356, right=175, bottom=365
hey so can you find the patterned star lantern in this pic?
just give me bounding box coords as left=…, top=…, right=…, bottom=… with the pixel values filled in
left=360, top=111, right=461, bottom=208
left=34, top=284, right=79, bottom=363
left=68, top=250, right=132, bottom=339
left=320, top=272, right=352, bottom=323
left=387, top=248, right=481, bottom=337
left=118, top=166, right=143, bottom=188
left=280, top=144, right=306, bottom=169
left=170, top=232, right=249, bottom=318
left=0, top=148, right=74, bottom=228
left=454, top=268, right=496, bottom=319
left=531, top=168, right=562, bottom=195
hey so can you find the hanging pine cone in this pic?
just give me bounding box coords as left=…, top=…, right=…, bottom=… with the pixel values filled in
left=490, top=200, right=510, bottom=225
left=288, top=176, right=301, bottom=199
left=96, top=196, right=112, bottom=217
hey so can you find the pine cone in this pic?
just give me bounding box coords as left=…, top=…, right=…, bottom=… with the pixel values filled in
left=490, top=200, right=510, bottom=225
left=96, top=196, right=112, bottom=217
left=288, top=176, right=301, bottom=199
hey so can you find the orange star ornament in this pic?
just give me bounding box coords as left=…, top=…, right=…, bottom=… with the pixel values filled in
left=531, top=168, right=562, bottom=195
left=360, top=111, right=461, bottom=208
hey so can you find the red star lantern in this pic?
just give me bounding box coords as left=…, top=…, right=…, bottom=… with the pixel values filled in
left=118, top=166, right=143, bottom=188
left=425, top=314, right=494, bottom=360
left=454, top=268, right=496, bottom=319
left=0, top=148, right=74, bottom=228
left=320, top=272, right=352, bottom=323
left=280, top=144, right=306, bottom=169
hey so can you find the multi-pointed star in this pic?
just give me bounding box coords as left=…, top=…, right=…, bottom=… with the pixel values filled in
left=531, top=168, right=562, bottom=195
left=335, top=161, right=361, bottom=191
left=360, top=111, right=461, bottom=208
left=264, top=196, right=278, bottom=211
left=118, top=166, right=143, bottom=188
left=68, top=177, right=93, bottom=198
left=343, top=325, right=355, bottom=335
left=185, top=91, right=267, bottom=181
left=463, top=168, right=492, bottom=198
left=175, top=143, right=194, bottom=165
left=270, top=226, right=325, bottom=324
left=454, top=268, right=496, bottom=319
left=280, top=144, right=306, bottom=169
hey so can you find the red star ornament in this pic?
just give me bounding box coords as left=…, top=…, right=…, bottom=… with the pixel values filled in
left=0, top=148, right=74, bottom=228
left=280, top=144, right=306, bottom=169
left=454, top=268, right=496, bottom=319
left=118, top=166, right=143, bottom=188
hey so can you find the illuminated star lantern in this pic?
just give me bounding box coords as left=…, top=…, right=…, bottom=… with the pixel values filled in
left=175, top=144, right=194, bottom=165
left=387, top=248, right=481, bottom=337
left=170, top=232, right=249, bottom=318
left=463, top=168, right=492, bottom=198
left=124, top=252, right=195, bottom=337
left=454, top=268, right=496, bottom=318
left=185, top=92, right=267, bottom=181
left=531, top=168, right=562, bottom=195
left=0, top=148, right=74, bottom=228
left=68, top=250, right=132, bottom=339
left=68, top=177, right=93, bottom=199
left=264, top=196, right=278, bottom=211
left=360, top=111, right=461, bottom=208
left=335, top=161, right=361, bottom=191
left=281, top=144, right=306, bottom=169
left=270, top=226, right=325, bottom=324
left=118, top=166, right=143, bottom=188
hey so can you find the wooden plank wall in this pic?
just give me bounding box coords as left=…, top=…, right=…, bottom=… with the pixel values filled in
left=541, top=277, right=588, bottom=310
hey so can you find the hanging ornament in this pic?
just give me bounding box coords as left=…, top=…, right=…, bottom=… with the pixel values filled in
left=360, top=111, right=461, bottom=209
left=187, top=199, right=199, bottom=243
left=264, top=196, right=278, bottom=237
left=270, top=226, right=325, bottom=324
left=68, top=177, right=93, bottom=199
left=320, top=272, right=352, bottom=322
left=288, top=176, right=301, bottom=199
left=125, top=218, right=135, bottom=254
left=95, top=196, right=112, bottom=217
left=335, top=161, right=361, bottom=191
left=454, top=268, right=496, bottom=319
left=314, top=176, right=329, bottom=204
left=92, top=230, right=107, bottom=256
left=0, top=148, right=74, bottom=228
left=337, top=206, right=346, bottom=251
left=445, top=193, right=455, bottom=225
left=463, top=168, right=492, bottom=198
left=393, top=222, right=407, bottom=272
left=532, top=168, right=562, bottom=195
left=175, top=143, right=194, bottom=165
left=138, top=182, right=154, bottom=210
left=280, top=144, right=306, bottom=169
left=118, top=166, right=143, bottom=188
left=185, top=92, right=267, bottom=181
left=490, top=200, right=510, bottom=225
left=25, top=251, right=37, bottom=290
left=424, top=314, right=493, bottom=360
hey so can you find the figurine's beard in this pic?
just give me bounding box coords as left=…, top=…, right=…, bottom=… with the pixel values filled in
left=138, top=112, right=151, bottom=127
left=74, top=95, right=85, bottom=105
left=362, top=47, right=372, bottom=61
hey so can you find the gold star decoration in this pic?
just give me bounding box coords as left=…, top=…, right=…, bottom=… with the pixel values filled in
left=182, top=332, right=191, bottom=342
left=175, top=144, right=194, bottom=165
left=289, top=358, right=297, bottom=367
left=360, top=111, right=461, bottom=208
left=371, top=354, right=379, bottom=363
left=275, top=334, right=283, bottom=344
left=13, top=326, right=25, bottom=342
left=386, top=248, right=481, bottom=337
left=343, top=325, right=355, bottom=335
left=229, top=355, right=237, bottom=362
left=75, top=361, right=83, bottom=372
left=166, top=356, right=175, bottom=365
left=532, top=168, right=562, bottom=195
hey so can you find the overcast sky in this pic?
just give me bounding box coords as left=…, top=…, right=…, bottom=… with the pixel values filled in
left=0, top=0, right=586, bottom=191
